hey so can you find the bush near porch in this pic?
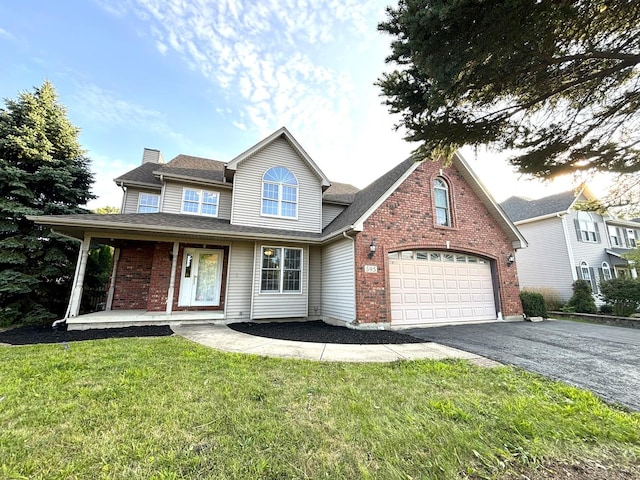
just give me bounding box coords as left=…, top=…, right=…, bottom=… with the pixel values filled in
left=1, top=336, right=638, bottom=479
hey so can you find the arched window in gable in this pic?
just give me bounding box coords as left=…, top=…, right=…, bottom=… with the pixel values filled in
left=262, top=167, right=298, bottom=218
left=434, top=177, right=451, bottom=226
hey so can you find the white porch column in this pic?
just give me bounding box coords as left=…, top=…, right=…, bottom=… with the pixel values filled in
left=105, top=247, right=120, bottom=311
left=166, top=241, right=180, bottom=314
left=66, top=234, right=91, bottom=318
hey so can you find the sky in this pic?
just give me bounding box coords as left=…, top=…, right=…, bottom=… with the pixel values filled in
left=0, top=0, right=606, bottom=210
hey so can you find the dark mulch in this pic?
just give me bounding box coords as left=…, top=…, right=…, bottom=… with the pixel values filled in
left=0, top=325, right=173, bottom=346
left=229, top=320, right=426, bottom=344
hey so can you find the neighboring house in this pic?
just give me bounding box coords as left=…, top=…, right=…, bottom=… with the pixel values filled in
left=31, top=127, right=526, bottom=330
left=500, top=186, right=639, bottom=303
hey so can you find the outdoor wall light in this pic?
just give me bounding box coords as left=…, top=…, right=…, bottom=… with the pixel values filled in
left=369, top=239, right=377, bottom=258
left=507, top=253, right=515, bottom=267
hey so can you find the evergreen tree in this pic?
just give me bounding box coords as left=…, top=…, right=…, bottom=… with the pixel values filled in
left=378, top=1, right=640, bottom=178
left=0, top=81, right=94, bottom=325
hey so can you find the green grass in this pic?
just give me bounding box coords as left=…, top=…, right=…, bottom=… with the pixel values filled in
left=1, top=336, right=638, bottom=479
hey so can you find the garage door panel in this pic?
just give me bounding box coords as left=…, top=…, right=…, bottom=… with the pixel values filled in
left=390, top=250, right=497, bottom=325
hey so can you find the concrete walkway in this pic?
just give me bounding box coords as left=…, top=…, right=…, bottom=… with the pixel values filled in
left=172, top=324, right=499, bottom=365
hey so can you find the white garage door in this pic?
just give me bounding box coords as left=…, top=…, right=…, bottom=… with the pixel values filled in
left=389, top=251, right=497, bottom=325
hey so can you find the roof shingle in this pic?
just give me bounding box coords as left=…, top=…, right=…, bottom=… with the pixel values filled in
left=500, top=190, right=576, bottom=222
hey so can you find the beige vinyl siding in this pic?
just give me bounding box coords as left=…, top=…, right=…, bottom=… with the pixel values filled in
left=231, top=138, right=323, bottom=232
left=321, top=237, right=356, bottom=322
left=122, top=187, right=161, bottom=214
left=251, top=243, right=309, bottom=319
left=515, top=218, right=575, bottom=301
left=308, top=246, right=322, bottom=319
left=162, top=181, right=232, bottom=219
left=322, top=203, right=346, bottom=229
left=225, top=241, right=254, bottom=321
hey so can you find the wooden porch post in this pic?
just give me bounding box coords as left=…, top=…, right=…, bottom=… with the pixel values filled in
left=166, top=241, right=179, bottom=314
left=67, top=234, right=92, bottom=318
left=105, top=247, right=120, bottom=311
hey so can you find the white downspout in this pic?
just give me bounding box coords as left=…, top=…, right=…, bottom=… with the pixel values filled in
left=67, top=234, right=92, bottom=320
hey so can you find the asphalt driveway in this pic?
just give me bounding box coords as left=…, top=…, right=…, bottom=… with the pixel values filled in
left=406, top=319, right=640, bottom=411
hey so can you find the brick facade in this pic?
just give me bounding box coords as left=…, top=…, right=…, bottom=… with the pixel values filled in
left=354, top=160, right=523, bottom=324
left=111, top=241, right=228, bottom=312
left=111, top=243, right=154, bottom=310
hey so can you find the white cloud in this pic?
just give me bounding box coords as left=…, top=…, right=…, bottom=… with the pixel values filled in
left=0, top=27, right=15, bottom=41
left=70, top=82, right=195, bottom=150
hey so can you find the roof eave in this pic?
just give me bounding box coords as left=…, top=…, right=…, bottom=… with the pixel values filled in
left=226, top=127, right=331, bottom=187
left=28, top=216, right=323, bottom=244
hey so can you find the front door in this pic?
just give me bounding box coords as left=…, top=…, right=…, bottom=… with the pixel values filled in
left=178, top=248, right=224, bottom=307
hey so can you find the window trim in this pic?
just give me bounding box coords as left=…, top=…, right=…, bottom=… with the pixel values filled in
left=137, top=192, right=160, bottom=213
left=180, top=187, right=219, bottom=217
left=580, top=261, right=591, bottom=281
left=259, top=246, right=303, bottom=294
left=433, top=176, right=452, bottom=227
left=261, top=167, right=298, bottom=220
left=601, top=262, right=612, bottom=282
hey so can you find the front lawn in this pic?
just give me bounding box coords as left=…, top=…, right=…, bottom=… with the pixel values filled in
left=1, top=336, right=638, bottom=479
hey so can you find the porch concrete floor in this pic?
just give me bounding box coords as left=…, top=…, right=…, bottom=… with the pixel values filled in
left=172, top=324, right=500, bottom=365
left=67, top=310, right=225, bottom=330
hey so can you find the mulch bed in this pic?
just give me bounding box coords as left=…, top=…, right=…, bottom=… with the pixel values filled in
left=0, top=325, right=173, bottom=346
left=1, top=321, right=426, bottom=346
left=229, top=320, right=426, bottom=344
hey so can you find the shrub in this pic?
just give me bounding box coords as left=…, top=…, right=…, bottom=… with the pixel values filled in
left=520, top=291, right=548, bottom=318
left=522, top=287, right=564, bottom=311
left=599, top=304, right=614, bottom=315
left=599, top=278, right=640, bottom=317
left=567, top=280, right=597, bottom=314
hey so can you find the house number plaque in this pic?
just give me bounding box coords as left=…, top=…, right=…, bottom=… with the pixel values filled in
left=364, top=265, right=378, bottom=273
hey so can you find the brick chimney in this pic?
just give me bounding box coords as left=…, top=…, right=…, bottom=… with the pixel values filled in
left=142, top=148, right=164, bottom=165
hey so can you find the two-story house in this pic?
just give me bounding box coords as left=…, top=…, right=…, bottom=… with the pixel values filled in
left=500, top=186, right=638, bottom=304
left=32, top=127, right=526, bottom=330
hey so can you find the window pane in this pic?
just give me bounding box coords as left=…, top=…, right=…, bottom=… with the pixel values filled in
left=262, top=199, right=278, bottom=215
left=282, top=248, right=301, bottom=292
left=282, top=185, right=297, bottom=202
left=443, top=253, right=454, bottom=262
left=281, top=202, right=297, bottom=218
left=139, top=194, right=159, bottom=213
left=455, top=254, right=466, bottom=262
left=416, top=251, right=428, bottom=260
left=283, top=249, right=301, bottom=270
left=401, top=251, right=414, bottom=259
left=261, top=247, right=281, bottom=292
left=430, top=253, right=441, bottom=261
left=434, top=188, right=448, bottom=208
left=184, top=189, right=199, bottom=202
left=283, top=270, right=300, bottom=291
left=262, top=183, right=279, bottom=200
left=436, top=207, right=449, bottom=226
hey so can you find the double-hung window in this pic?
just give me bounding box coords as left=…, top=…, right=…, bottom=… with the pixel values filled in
left=626, top=229, right=637, bottom=248
left=262, top=167, right=298, bottom=218
left=434, top=177, right=451, bottom=226
left=181, top=188, right=219, bottom=216
left=260, top=246, right=302, bottom=293
left=577, top=212, right=598, bottom=242
left=609, top=226, right=621, bottom=246
left=138, top=193, right=160, bottom=213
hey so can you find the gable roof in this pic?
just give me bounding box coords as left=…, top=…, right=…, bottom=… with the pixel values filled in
left=500, top=191, right=576, bottom=223
left=155, top=154, right=226, bottom=184
left=226, top=127, right=331, bottom=188
left=114, top=161, right=163, bottom=188
left=323, top=152, right=526, bottom=249
left=322, top=182, right=360, bottom=205
left=323, top=158, right=417, bottom=236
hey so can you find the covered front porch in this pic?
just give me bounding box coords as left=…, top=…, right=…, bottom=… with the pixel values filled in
left=66, top=309, right=227, bottom=330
